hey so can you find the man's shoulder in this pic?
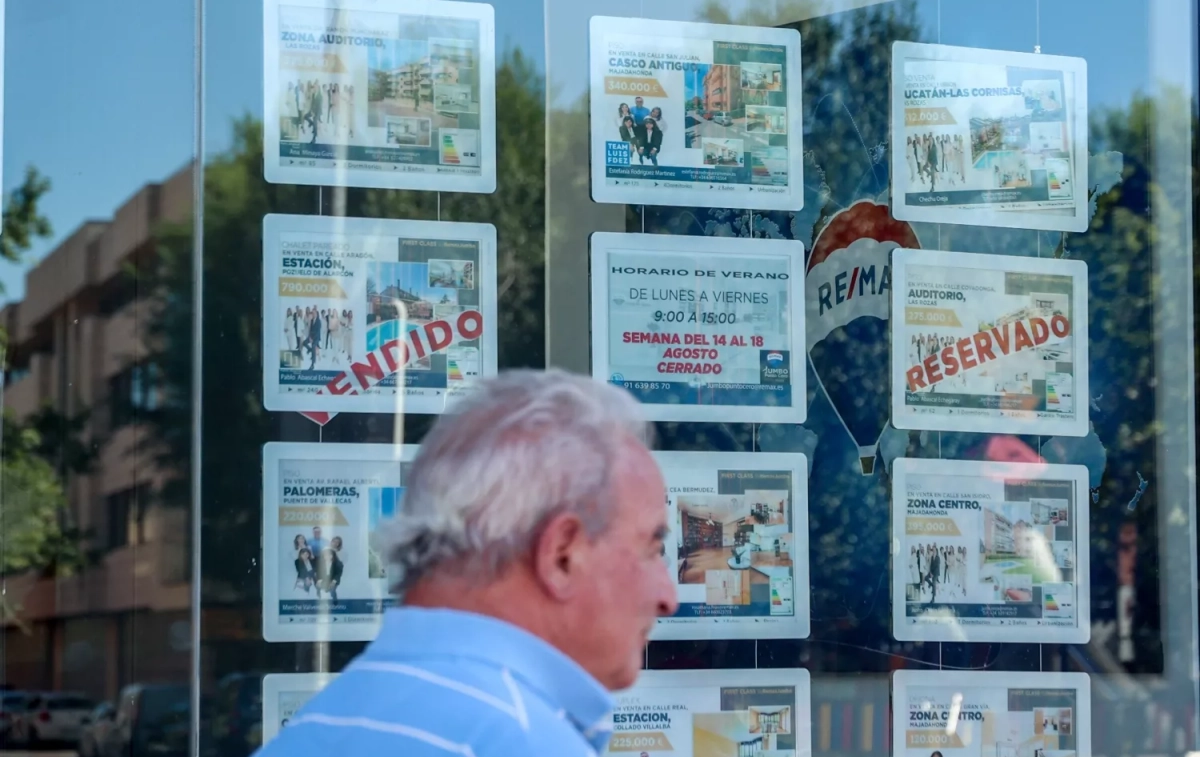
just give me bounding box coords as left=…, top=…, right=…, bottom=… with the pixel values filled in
left=254, top=656, right=593, bottom=757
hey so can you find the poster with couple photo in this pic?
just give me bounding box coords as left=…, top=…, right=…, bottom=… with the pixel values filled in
left=893, top=671, right=1090, bottom=757
left=262, top=443, right=418, bottom=642
left=891, top=458, right=1091, bottom=644
left=891, top=42, right=1088, bottom=231
left=605, top=669, right=811, bottom=757
left=262, top=214, right=497, bottom=418
left=891, top=248, right=1089, bottom=437
left=263, top=0, right=496, bottom=192
left=589, top=16, right=803, bottom=211
left=656, top=451, right=809, bottom=641
left=262, top=673, right=335, bottom=743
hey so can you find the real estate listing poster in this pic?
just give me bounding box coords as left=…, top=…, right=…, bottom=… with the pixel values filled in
left=605, top=669, right=812, bottom=757
left=891, top=248, right=1088, bottom=437
left=262, top=673, right=335, bottom=743
left=892, top=671, right=1091, bottom=757
left=890, top=42, right=1088, bottom=232
left=891, top=458, right=1091, bottom=644
left=589, top=16, right=803, bottom=211
left=262, top=214, right=497, bottom=419
left=262, top=442, right=417, bottom=642
left=656, top=451, right=809, bottom=641
left=263, top=0, right=496, bottom=192
left=590, top=232, right=806, bottom=424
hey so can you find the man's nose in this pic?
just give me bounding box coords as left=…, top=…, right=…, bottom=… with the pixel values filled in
left=657, top=563, right=679, bottom=617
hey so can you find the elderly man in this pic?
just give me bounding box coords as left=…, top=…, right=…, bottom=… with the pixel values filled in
left=255, top=370, right=677, bottom=756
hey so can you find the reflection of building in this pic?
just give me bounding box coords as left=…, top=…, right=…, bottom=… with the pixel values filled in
left=983, top=508, right=1015, bottom=556
left=1, top=167, right=194, bottom=701
left=703, top=65, right=743, bottom=114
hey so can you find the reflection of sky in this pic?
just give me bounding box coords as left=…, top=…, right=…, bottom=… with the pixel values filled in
left=0, top=0, right=1159, bottom=303
left=0, top=0, right=545, bottom=303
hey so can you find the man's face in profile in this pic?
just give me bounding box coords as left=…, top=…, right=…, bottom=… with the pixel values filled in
left=569, top=442, right=677, bottom=691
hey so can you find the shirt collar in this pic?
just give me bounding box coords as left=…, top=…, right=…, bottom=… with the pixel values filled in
left=368, top=607, right=613, bottom=748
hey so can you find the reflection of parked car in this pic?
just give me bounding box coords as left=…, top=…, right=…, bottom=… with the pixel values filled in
left=108, top=684, right=190, bottom=757
left=0, top=691, right=30, bottom=745
left=79, top=702, right=116, bottom=757
left=11, top=692, right=95, bottom=748
left=713, top=111, right=732, bottom=126
left=208, top=673, right=264, bottom=757
left=0, top=691, right=32, bottom=745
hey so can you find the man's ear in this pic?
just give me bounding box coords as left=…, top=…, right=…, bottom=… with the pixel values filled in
left=532, top=511, right=589, bottom=601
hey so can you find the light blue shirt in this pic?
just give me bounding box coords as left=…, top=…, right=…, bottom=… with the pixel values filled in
left=255, top=608, right=614, bottom=756
left=630, top=104, right=650, bottom=124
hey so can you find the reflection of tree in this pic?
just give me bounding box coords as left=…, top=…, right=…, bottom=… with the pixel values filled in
left=1, top=408, right=94, bottom=590
left=658, top=0, right=927, bottom=664
left=1060, top=89, right=1197, bottom=676
left=0, top=168, right=53, bottom=286
left=648, top=1, right=1175, bottom=678
left=0, top=168, right=95, bottom=613
left=142, top=51, right=546, bottom=604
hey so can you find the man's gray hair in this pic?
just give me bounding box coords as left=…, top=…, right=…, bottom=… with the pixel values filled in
left=380, top=369, right=651, bottom=594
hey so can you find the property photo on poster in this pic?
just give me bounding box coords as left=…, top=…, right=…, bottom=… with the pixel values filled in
left=263, top=0, right=496, bottom=192
left=590, top=232, right=806, bottom=424
left=262, top=673, right=335, bottom=743
left=893, top=670, right=1091, bottom=757
left=262, top=214, right=496, bottom=418
left=262, top=443, right=417, bottom=642
left=891, top=458, right=1091, bottom=644
left=589, top=16, right=803, bottom=211
left=605, top=669, right=811, bottom=757
left=891, top=248, right=1088, bottom=437
left=891, top=42, right=1088, bottom=231
left=656, top=452, right=809, bottom=640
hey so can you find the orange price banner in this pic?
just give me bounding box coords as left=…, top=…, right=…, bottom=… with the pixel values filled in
left=607, top=732, right=674, bottom=752
left=906, top=730, right=965, bottom=749
left=905, top=517, right=963, bottom=536
left=278, top=507, right=350, bottom=527
left=904, top=307, right=962, bottom=327
left=278, top=277, right=349, bottom=299
left=604, top=76, right=668, bottom=98
left=905, top=107, right=957, bottom=126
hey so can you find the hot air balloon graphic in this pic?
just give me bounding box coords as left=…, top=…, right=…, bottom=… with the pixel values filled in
left=806, top=200, right=919, bottom=475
